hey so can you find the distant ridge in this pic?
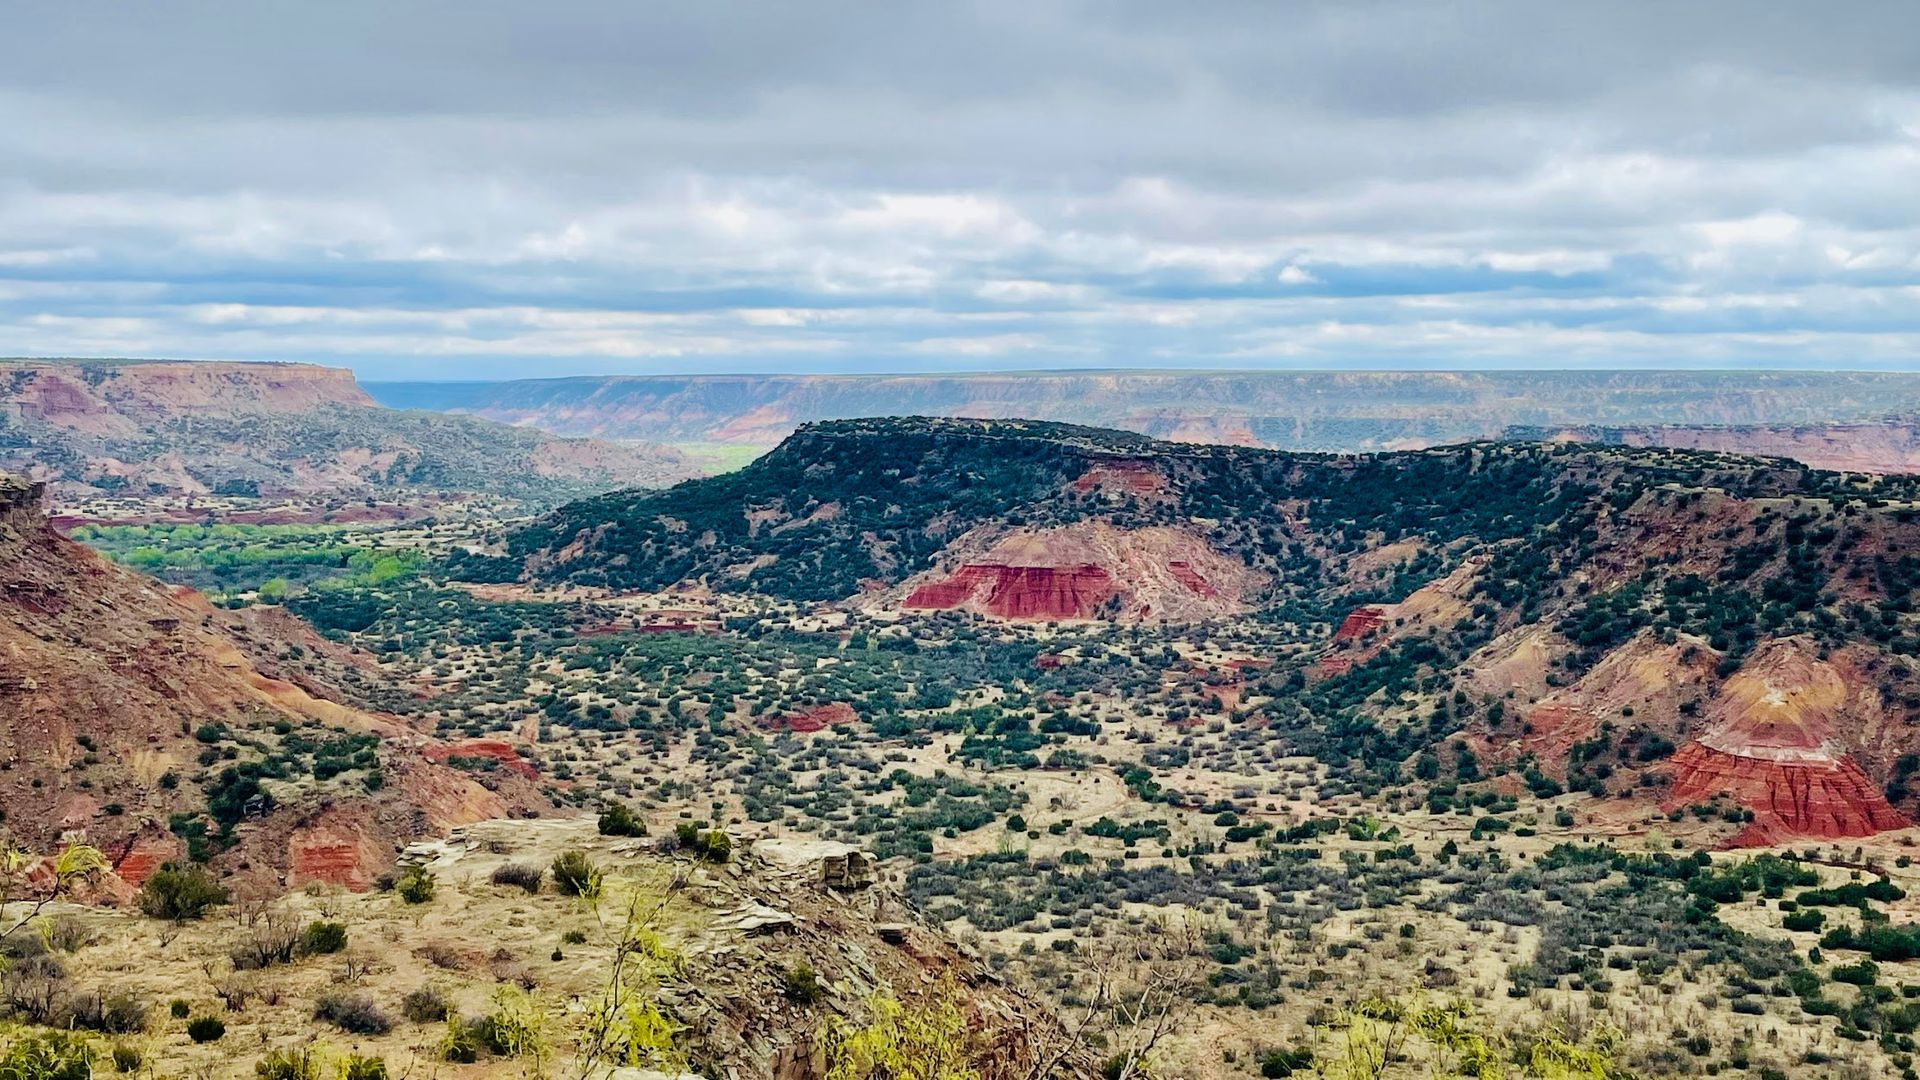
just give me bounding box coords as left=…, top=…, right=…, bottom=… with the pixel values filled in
left=368, top=369, right=1920, bottom=454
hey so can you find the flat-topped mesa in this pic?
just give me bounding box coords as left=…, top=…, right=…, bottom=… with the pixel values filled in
left=2, top=359, right=374, bottom=424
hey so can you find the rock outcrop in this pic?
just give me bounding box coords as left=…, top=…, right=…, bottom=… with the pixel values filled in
left=1662, top=640, right=1911, bottom=845
left=897, top=521, right=1263, bottom=622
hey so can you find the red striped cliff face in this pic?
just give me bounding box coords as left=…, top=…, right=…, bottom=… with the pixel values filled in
left=905, top=564, right=1118, bottom=620
left=1662, top=641, right=1910, bottom=845
left=895, top=521, right=1263, bottom=623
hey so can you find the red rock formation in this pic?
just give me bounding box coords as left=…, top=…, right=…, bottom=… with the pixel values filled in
left=763, top=702, right=859, bottom=734
left=904, top=563, right=1117, bottom=620
left=1332, top=607, right=1388, bottom=641
left=1070, top=459, right=1164, bottom=496
left=288, top=810, right=397, bottom=890
left=1666, top=742, right=1908, bottom=844
left=894, top=523, right=1263, bottom=623
left=423, top=739, right=538, bottom=780
left=110, top=830, right=185, bottom=888
left=1660, top=640, right=1913, bottom=845
left=1166, top=561, right=1217, bottom=597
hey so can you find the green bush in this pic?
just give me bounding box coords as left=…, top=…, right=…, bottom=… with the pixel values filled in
left=137, top=863, right=228, bottom=921
left=186, top=1016, right=226, bottom=1043
left=783, top=962, right=823, bottom=1004
left=672, top=822, right=732, bottom=863
left=339, top=1055, right=389, bottom=1080
left=397, top=867, right=436, bottom=905
left=597, top=803, right=647, bottom=837
left=253, top=1046, right=322, bottom=1080
left=1783, top=909, right=1825, bottom=933
left=0, top=1032, right=96, bottom=1080
left=300, top=920, right=349, bottom=955
left=550, top=851, right=600, bottom=897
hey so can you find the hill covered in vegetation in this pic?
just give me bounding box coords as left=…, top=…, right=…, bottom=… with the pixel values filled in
left=473, top=417, right=1920, bottom=841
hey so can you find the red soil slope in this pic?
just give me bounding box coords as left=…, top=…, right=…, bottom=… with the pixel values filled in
left=0, top=473, right=543, bottom=892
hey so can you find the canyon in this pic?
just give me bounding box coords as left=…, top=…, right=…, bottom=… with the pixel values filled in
left=370, top=369, right=1920, bottom=463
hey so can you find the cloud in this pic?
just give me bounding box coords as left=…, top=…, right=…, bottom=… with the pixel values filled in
left=0, top=1, right=1917, bottom=378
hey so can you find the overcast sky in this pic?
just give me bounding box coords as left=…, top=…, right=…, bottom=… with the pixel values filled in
left=1, top=1, right=1917, bottom=379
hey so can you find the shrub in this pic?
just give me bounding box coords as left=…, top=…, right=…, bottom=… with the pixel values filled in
left=0, top=1031, right=96, bottom=1080
left=490, top=863, right=544, bottom=894
left=1783, top=909, right=1825, bottom=933
left=471, top=988, right=548, bottom=1059
left=315, top=992, right=394, bottom=1035
left=254, top=1046, right=323, bottom=1080
left=550, top=851, right=601, bottom=897
left=110, top=1043, right=142, bottom=1074
left=186, top=1016, right=226, bottom=1043
left=672, top=822, right=732, bottom=862
left=137, top=863, right=228, bottom=921
left=300, top=920, right=349, bottom=955
left=561, top=929, right=587, bottom=945
left=69, top=991, right=148, bottom=1034
left=232, top=923, right=300, bottom=970
left=396, top=868, right=436, bottom=905
left=339, top=1055, right=389, bottom=1080
left=597, top=803, right=647, bottom=837
left=1834, top=960, right=1880, bottom=987
left=402, top=986, right=451, bottom=1024
left=783, top=962, right=823, bottom=1004
left=1260, top=1048, right=1315, bottom=1078
left=169, top=999, right=191, bottom=1019
left=440, top=1017, right=479, bottom=1063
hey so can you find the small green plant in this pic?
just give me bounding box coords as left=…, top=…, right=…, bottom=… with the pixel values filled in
left=0, top=1031, right=97, bottom=1080
left=672, top=822, right=732, bottom=863
left=300, top=920, right=348, bottom=955
left=339, top=1054, right=389, bottom=1080
left=440, top=1016, right=478, bottom=1064
left=474, top=987, right=551, bottom=1068
left=783, top=962, right=824, bottom=1005
left=110, top=1043, right=142, bottom=1074
left=561, top=929, right=588, bottom=945
left=169, top=999, right=191, bottom=1018
left=551, top=850, right=602, bottom=898
left=402, top=986, right=452, bottom=1024
left=396, top=867, right=436, bottom=905
left=254, top=1045, right=323, bottom=1080
left=187, top=1016, right=226, bottom=1043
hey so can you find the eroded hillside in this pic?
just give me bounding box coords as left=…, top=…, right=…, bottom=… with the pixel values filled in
left=0, top=474, right=546, bottom=895
left=0, top=359, right=697, bottom=504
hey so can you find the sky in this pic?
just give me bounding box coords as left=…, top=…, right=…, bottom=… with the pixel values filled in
left=1, top=2, right=1917, bottom=380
